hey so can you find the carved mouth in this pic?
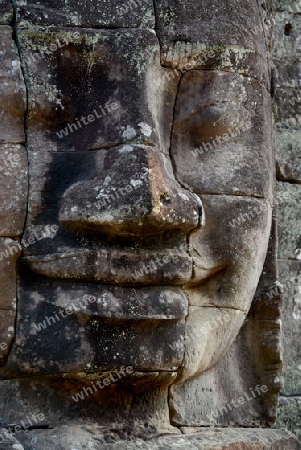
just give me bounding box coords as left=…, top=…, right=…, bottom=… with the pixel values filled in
left=21, top=249, right=225, bottom=287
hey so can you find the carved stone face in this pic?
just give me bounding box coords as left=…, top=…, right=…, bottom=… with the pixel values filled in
left=2, top=1, right=274, bottom=391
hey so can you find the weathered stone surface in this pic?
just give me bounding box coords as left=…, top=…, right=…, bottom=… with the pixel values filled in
left=0, top=0, right=12, bottom=24
left=273, top=0, right=301, bottom=440
left=0, top=27, right=26, bottom=144
left=276, top=183, right=301, bottom=259
left=0, top=433, right=24, bottom=450
left=186, top=195, right=272, bottom=312
left=23, top=248, right=193, bottom=286
left=274, top=10, right=301, bottom=182
left=154, top=0, right=272, bottom=88
left=168, top=220, right=282, bottom=427
left=12, top=426, right=301, bottom=449
left=0, top=238, right=19, bottom=365
left=20, top=149, right=199, bottom=255
left=276, top=396, right=301, bottom=441
left=18, top=27, right=179, bottom=155
left=274, top=89, right=301, bottom=184
left=273, top=7, right=301, bottom=87
left=0, top=238, right=20, bottom=310
left=276, top=129, right=301, bottom=183
left=274, top=12, right=301, bottom=62
left=171, top=71, right=274, bottom=201
left=169, top=308, right=281, bottom=427
left=59, top=146, right=201, bottom=238
left=0, top=144, right=28, bottom=236
left=275, top=88, right=301, bottom=123
left=173, top=306, right=245, bottom=384
left=278, top=260, right=301, bottom=396
left=0, top=0, right=280, bottom=438
left=248, top=213, right=283, bottom=425
left=6, top=275, right=187, bottom=374
left=0, top=378, right=176, bottom=436
left=275, top=0, right=301, bottom=13
left=0, top=309, right=15, bottom=366
left=15, top=0, right=155, bottom=28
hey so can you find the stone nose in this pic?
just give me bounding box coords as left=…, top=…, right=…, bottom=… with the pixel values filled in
left=59, top=145, right=202, bottom=238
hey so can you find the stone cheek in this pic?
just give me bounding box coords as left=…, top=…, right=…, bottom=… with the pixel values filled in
left=171, top=71, right=274, bottom=202
left=186, top=195, right=272, bottom=312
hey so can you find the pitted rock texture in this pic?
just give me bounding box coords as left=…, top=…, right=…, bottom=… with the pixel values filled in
left=154, top=0, right=272, bottom=89
left=0, top=238, right=19, bottom=366
left=59, top=146, right=201, bottom=238
left=0, top=0, right=12, bottom=24
left=7, top=278, right=188, bottom=374
left=275, top=0, right=301, bottom=12
left=278, top=260, right=301, bottom=397
left=15, top=0, right=155, bottom=28
left=0, top=27, right=26, bottom=144
left=0, top=0, right=283, bottom=439
left=11, top=426, right=301, bottom=450
left=273, top=0, right=301, bottom=440
left=171, top=70, right=274, bottom=201
left=0, top=145, right=28, bottom=236
left=273, top=3, right=301, bottom=183
left=276, top=182, right=301, bottom=259
left=18, top=27, right=179, bottom=155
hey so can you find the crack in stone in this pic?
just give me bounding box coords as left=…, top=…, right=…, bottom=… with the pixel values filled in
left=196, top=191, right=266, bottom=199
left=188, top=304, right=247, bottom=314
left=6, top=0, right=30, bottom=366
left=276, top=178, right=301, bottom=185
left=0, top=370, right=179, bottom=382
left=159, top=64, right=273, bottom=96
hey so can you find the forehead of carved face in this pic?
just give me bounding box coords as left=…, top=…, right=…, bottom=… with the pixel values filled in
left=3, top=0, right=274, bottom=383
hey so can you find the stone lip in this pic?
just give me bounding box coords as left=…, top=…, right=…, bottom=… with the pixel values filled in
left=21, top=249, right=224, bottom=287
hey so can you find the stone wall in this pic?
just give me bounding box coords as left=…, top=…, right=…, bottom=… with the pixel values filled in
left=273, top=0, right=301, bottom=439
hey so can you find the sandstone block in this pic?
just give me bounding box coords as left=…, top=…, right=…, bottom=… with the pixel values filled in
left=154, top=0, right=271, bottom=88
